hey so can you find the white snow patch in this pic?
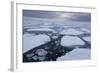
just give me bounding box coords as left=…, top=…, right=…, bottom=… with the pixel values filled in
left=61, top=36, right=85, bottom=47
left=57, top=49, right=91, bottom=60
left=23, top=33, right=50, bottom=53
left=60, top=28, right=84, bottom=35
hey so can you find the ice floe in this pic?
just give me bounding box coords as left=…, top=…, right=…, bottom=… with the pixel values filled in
left=61, top=36, right=85, bottom=47
left=23, top=33, right=50, bottom=53
left=27, top=28, right=55, bottom=32
left=60, top=28, right=84, bottom=35
left=57, top=49, right=91, bottom=60
left=35, top=49, right=48, bottom=56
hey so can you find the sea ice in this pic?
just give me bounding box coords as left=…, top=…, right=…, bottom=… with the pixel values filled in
left=23, top=33, right=50, bottom=53
left=60, top=28, right=84, bottom=35
left=61, top=36, right=85, bottom=47
left=57, top=49, right=91, bottom=60
left=82, top=36, right=91, bottom=42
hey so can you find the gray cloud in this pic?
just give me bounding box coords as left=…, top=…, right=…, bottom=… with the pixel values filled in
left=23, top=10, right=91, bottom=22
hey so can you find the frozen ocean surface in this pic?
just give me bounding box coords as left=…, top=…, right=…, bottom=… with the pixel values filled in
left=61, top=36, right=85, bottom=47
left=23, top=33, right=50, bottom=53
left=57, top=48, right=91, bottom=61
left=23, top=16, right=91, bottom=61
left=83, top=36, right=91, bottom=42
left=27, top=28, right=55, bottom=32
left=60, top=28, right=84, bottom=35
left=81, top=28, right=90, bottom=33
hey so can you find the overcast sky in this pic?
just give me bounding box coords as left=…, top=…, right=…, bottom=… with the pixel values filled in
left=23, top=10, right=91, bottom=22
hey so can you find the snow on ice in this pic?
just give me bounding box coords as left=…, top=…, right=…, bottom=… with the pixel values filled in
left=23, top=33, right=50, bottom=53
left=57, top=48, right=91, bottom=60
left=61, top=36, right=85, bottom=47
